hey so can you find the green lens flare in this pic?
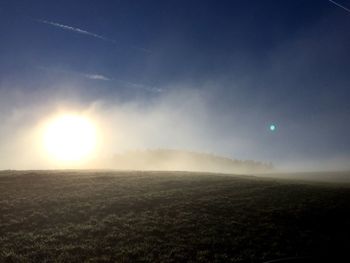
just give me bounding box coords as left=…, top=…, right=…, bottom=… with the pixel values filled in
left=269, top=124, right=276, bottom=131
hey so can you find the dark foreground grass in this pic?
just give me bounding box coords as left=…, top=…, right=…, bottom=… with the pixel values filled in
left=0, top=170, right=349, bottom=262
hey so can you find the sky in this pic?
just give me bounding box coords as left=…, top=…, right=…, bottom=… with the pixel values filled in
left=0, top=0, right=350, bottom=170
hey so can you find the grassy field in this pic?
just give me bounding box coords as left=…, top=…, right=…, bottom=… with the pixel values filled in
left=0, top=170, right=349, bottom=262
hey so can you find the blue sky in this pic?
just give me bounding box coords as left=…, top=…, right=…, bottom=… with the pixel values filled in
left=0, top=0, right=350, bottom=170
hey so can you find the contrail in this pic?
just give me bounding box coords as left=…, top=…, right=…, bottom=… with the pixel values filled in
left=329, top=0, right=350, bottom=13
left=36, top=19, right=116, bottom=43
left=36, top=19, right=152, bottom=53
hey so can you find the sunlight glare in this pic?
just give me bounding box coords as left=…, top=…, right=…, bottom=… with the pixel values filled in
left=43, top=114, right=97, bottom=162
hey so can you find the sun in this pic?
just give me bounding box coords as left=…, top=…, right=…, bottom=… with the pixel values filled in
left=43, top=114, right=97, bottom=162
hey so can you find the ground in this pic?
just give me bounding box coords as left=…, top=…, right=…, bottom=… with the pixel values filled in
left=0, top=170, right=349, bottom=262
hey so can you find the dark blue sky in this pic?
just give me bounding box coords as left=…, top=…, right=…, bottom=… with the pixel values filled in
left=0, top=0, right=350, bottom=170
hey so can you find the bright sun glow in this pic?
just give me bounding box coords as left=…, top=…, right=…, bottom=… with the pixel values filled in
left=43, top=114, right=97, bottom=162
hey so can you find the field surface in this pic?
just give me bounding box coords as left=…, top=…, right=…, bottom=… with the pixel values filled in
left=1, top=170, right=349, bottom=262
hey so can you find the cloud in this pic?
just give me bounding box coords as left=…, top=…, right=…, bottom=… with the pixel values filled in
left=37, top=66, right=111, bottom=82
left=82, top=73, right=162, bottom=92
left=115, top=80, right=163, bottom=93
left=36, top=66, right=162, bottom=93
left=84, top=74, right=111, bottom=81
left=83, top=73, right=162, bottom=92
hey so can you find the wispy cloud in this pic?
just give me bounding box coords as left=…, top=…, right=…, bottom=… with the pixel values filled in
left=79, top=71, right=161, bottom=92
left=37, top=66, right=162, bottom=93
left=329, top=0, right=350, bottom=14
left=82, top=73, right=163, bottom=93
left=36, top=66, right=111, bottom=82
left=113, top=79, right=163, bottom=93
left=80, top=72, right=161, bottom=92
left=84, top=74, right=111, bottom=81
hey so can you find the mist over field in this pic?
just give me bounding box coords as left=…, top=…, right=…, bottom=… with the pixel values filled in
left=0, top=85, right=280, bottom=171
left=0, top=87, right=267, bottom=170
left=0, top=83, right=349, bottom=173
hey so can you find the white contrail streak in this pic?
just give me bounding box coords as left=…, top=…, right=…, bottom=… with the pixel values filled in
left=36, top=19, right=152, bottom=53
left=329, top=0, right=350, bottom=13
left=36, top=19, right=116, bottom=43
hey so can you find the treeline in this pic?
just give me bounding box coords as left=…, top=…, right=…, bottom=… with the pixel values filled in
left=111, top=149, right=273, bottom=174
